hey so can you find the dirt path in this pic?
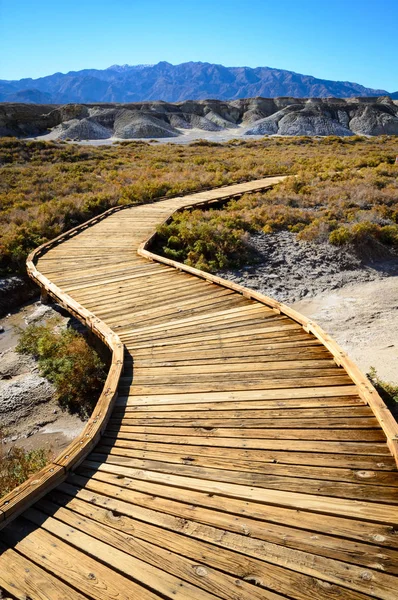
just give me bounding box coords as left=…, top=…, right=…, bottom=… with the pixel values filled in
left=292, top=277, right=398, bottom=385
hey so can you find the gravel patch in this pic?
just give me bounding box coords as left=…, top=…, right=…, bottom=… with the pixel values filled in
left=0, top=369, right=54, bottom=428
left=219, top=231, right=398, bottom=303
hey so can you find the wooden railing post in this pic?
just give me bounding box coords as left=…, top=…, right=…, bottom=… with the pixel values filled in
left=40, top=289, right=50, bottom=305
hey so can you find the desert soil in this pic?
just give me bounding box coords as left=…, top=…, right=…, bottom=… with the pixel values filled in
left=220, top=231, right=398, bottom=385
left=293, top=278, right=398, bottom=385
left=34, top=126, right=261, bottom=146
left=0, top=301, right=85, bottom=456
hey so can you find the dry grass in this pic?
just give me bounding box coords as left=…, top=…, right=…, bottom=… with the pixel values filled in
left=0, top=430, right=51, bottom=498
left=1, top=135, right=397, bottom=274
left=156, top=137, right=398, bottom=270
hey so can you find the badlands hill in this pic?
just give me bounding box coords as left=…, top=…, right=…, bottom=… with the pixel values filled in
left=0, top=61, right=396, bottom=104
left=1, top=97, right=398, bottom=141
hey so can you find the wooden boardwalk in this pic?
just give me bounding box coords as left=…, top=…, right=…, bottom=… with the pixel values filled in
left=1, top=177, right=398, bottom=599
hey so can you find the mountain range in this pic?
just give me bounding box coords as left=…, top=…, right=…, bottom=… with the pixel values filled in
left=1, top=61, right=397, bottom=104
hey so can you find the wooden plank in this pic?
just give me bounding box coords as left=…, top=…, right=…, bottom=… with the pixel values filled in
left=106, top=429, right=389, bottom=455
left=125, top=376, right=353, bottom=396
left=114, top=405, right=373, bottom=420
left=70, top=471, right=398, bottom=549
left=54, top=485, right=398, bottom=576
left=94, top=443, right=398, bottom=487
left=119, top=385, right=360, bottom=407
left=36, top=499, right=285, bottom=600
left=134, top=358, right=337, bottom=374
left=101, top=436, right=395, bottom=469
left=91, top=451, right=398, bottom=503
left=126, top=337, right=325, bottom=359
left=125, top=333, right=322, bottom=354
left=110, top=413, right=378, bottom=428
left=116, top=397, right=364, bottom=413
left=115, top=303, right=274, bottom=332
left=82, top=460, right=398, bottom=523
left=0, top=540, right=88, bottom=600
left=107, top=423, right=385, bottom=442
left=131, top=349, right=333, bottom=366
left=121, top=322, right=303, bottom=346
left=129, top=367, right=346, bottom=384
left=38, top=495, right=393, bottom=600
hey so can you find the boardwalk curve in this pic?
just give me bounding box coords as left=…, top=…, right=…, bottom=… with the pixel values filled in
left=1, top=177, right=397, bottom=599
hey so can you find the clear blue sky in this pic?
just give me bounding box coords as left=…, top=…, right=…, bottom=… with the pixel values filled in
left=0, top=0, right=397, bottom=91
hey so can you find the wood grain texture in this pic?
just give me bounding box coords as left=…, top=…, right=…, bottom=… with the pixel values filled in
left=1, top=176, right=397, bottom=599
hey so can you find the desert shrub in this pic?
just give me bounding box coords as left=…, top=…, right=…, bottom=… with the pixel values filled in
left=329, top=226, right=353, bottom=245
left=157, top=210, right=255, bottom=272
left=380, top=225, right=398, bottom=245
left=351, top=221, right=380, bottom=241
left=1, top=136, right=398, bottom=275
left=367, top=367, right=398, bottom=409
left=155, top=137, right=398, bottom=271
left=297, top=218, right=333, bottom=242
left=189, top=139, right=220, bottom=147
left=329, top=222, right=398, bottom=250
left=0, top=430, right=50, bottom=498
left=16, top=319, right=106, bottom=417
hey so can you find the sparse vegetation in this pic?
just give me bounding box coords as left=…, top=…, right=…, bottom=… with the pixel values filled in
left=16, top=319, right=106, bottom=417
left=367, top=367, right=398, bottom=408
left=156, top=137, right=398, bottom=271
left=0, top=430, right=50, bottom=498
left=1, top=135, right=397, bottom=275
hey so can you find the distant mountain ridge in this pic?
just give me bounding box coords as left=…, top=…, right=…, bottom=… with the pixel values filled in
left=0, top=61, right=396, bottom=104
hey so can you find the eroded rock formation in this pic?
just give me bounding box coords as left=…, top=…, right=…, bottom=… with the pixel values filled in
left=1, top=96, right=397, bottom=140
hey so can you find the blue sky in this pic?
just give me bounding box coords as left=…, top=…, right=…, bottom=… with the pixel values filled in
left=0, top=0, right=397, bottom=91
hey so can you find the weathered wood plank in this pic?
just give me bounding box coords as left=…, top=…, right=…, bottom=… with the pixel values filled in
left=0, top=540, right=88, bottom=600
left=82, top=460, right=398, bottom=523
left=1, top=175, right=397, bottom=598
left=70, top=471, right=398, bottom=549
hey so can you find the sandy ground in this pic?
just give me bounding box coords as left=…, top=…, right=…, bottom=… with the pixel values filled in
left=32, top=126, right=266, bottom=146
left=292, top=277, right=398, bottom=385
left=0, top=301, right=85, bottom=456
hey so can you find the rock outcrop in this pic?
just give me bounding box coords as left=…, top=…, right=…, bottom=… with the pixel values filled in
left=1, top=97, right=397, bottom=141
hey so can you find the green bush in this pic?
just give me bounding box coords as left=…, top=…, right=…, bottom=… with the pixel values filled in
left=17, top=319, right=106, bottom=417
left=329, top=226, right=353, bottom=245
left=0, top=430, right=50, bottom=498
left=367, top=367, right=398, bottom=407
left=379, top=225, right=398, bottom=246
left=157, top=210, right=255, bottom=272
left=351, top=221, right=380, bottom=241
